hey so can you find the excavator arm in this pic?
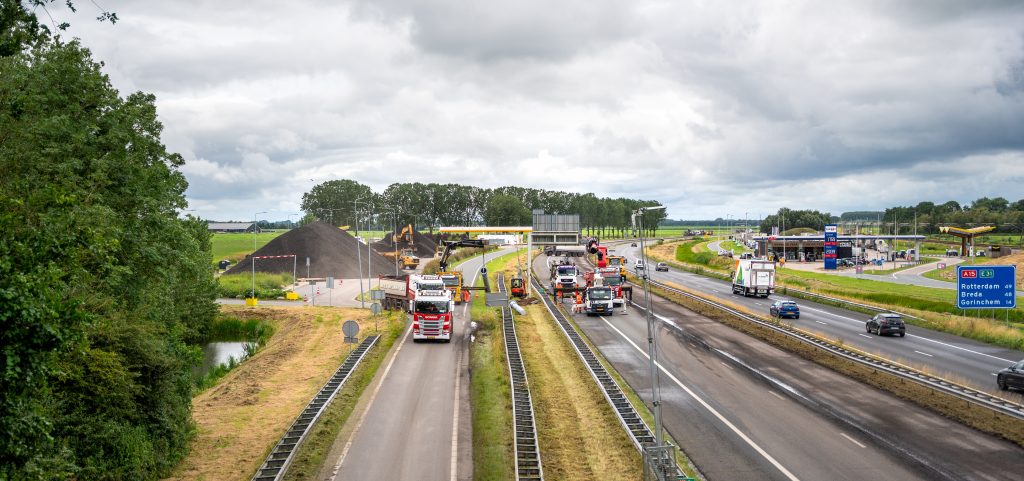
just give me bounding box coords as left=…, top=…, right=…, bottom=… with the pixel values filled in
left=438, top=239, right=487, bottom=272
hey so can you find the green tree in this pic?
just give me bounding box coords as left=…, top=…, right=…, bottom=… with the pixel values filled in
left=484, top=194, right=530, bottom=226
left=301, top=179, right=373, bottom=228
left=1, top=28, right=213, bottom=481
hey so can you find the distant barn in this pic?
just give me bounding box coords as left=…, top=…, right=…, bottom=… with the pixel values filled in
left=207, top=222, right=261, bottom=234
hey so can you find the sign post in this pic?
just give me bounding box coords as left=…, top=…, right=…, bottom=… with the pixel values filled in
left=956, top=265, right=1016, bottom=309
left=823, top=224, right=838, bottom=270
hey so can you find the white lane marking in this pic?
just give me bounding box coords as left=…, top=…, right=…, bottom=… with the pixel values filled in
left=914, top=350, right=933, bottom=357
left=329, top=323, right=413, bottom=480
left=769, top=391, right=785, bottom=400
left=992, top=373, right=999, bottom=376
left=598, top=317, right=801, bottom=481
left=800, top=307, right=1015, bottom=364
left=858, top=334, right=872, bottom=339
left=629, top=303, right=674, bottom=323
left=907, top=334, right=1015, bottom=364
left=720, top=362, right=733, bottom=370
left=814, top=321, right=827, bottom=325
left=839, top=432, right=866, bottom=449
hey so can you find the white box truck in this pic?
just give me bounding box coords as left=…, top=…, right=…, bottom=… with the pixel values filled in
left=732, top=259, right=775, bottom=297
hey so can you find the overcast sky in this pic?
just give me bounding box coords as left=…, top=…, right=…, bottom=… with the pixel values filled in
left=55, top=0, right=1024, bottom=222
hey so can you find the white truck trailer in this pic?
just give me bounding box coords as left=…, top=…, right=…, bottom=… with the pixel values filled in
left=732, top=259, right=775, bottom=297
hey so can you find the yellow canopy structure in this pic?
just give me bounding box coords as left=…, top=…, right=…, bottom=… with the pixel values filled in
left=939, top=225, right=996, bottom=256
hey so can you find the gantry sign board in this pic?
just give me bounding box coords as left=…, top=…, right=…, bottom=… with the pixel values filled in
left=956, top=265, right=1016, bottom=309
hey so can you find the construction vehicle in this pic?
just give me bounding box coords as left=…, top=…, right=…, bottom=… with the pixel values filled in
left=510, top=277, right=526, bottom=298
left=583, top=286, right=614, bottom=316
left=410, top=287, right=454, bottom=342
left=550, top=263, right=582, bottom=299
left=437, top=239, right=490, bottom=301
left=732, top=259, right=776, bottom=297
left=594, top=267, right=630, bottom=307
left=379, top=274, right=446, bottom=311
left=606, top=255, right=627, bottom=276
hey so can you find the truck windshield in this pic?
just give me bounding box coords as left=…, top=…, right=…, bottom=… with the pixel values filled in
left=602, top=276, right=622, bottom=286
left=589, top=289, right=612, bottom=300
left=557, top=267, right=576, bottom=276
left=417, top=281, right=444, bottom=290
left=441, top=276, right=459, bottom=286
left=415, top=301, right=449, bottom=314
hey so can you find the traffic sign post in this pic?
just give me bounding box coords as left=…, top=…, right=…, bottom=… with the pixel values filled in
left=956, top=265, right=1016, bottom=309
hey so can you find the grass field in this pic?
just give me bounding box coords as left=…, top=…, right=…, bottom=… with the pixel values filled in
left=211, top=231, right=286, bottom=265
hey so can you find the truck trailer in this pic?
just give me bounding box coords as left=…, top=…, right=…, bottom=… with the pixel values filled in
left=732, top=259, right=775, bottom=297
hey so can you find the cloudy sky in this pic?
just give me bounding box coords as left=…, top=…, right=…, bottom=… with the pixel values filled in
left=55, top=0, right=1024, bottom=221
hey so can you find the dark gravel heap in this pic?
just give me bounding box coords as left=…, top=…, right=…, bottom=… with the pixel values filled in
left=373, top=229, right=439, bottom=258
left=225, top=221, right=397, bottom=278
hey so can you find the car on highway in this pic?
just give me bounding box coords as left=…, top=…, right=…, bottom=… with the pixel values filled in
left=769, top=300, right=800, bottom=319
left=997, top=359, right=1024, bottom=391
left=635, top=259, right=645, bottom=270
left=655, top=262, right=669, bottom=272
left=866, top=313, right=906, bottom=337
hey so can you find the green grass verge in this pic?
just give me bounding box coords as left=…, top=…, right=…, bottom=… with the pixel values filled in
left=470, top=250, right=521, bottom=480
left=859, top=257, right=938, bottom=275
left=281, top=312, right=406, bottom=481
left=217, top=272, right=294, bottom=298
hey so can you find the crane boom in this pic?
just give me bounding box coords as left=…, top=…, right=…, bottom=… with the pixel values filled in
left=438, top=239, right=487, bottom=272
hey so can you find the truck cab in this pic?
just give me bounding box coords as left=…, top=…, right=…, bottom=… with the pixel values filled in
left=411, top=289, right=454, bottom=342
left=438, top=272, right=464, bottom=304
left=584, top=286, right=614, bottom=316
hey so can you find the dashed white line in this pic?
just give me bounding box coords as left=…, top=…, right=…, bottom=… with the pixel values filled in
left=814, top=320, right=827, bottom=325
left=769, top=391, right=785, bottom=400
left=599, top=316, right=801, bottom=481
left=858, top=334, right=872, bottom=339
left=914, top=350, right=933, bottom=357
left=720, top=362, right=733, bottom=370
left=839, top=432, right=866, bottom=449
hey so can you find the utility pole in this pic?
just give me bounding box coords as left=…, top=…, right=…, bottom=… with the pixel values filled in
left=633, top=205, right=677, bottom=480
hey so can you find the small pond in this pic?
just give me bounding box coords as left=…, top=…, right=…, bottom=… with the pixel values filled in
left=195, top=341, right=255, bottom=377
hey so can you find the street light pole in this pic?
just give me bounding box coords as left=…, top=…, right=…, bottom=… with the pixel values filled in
left=252, top=211, right=268, bottom=300
left=352, top=199, right=367, bottom=308
left=633, top=205, right=674, bottom=480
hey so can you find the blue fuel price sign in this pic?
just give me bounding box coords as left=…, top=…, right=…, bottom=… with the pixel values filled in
left=956, top=265, right=1016, bottom=309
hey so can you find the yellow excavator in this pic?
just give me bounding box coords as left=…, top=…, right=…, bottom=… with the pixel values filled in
left=377, top=224, right=420, bottom=269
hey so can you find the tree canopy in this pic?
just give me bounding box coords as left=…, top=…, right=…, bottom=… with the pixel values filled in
left=301, top=179, right=668, bottom=236
left=1, top=4, right=215, bottom=479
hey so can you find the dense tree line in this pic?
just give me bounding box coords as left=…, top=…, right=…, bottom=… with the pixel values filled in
left=759, top=208, right=834, bottom=234
left=300, top=180, right=668, bottom=237
left=1, top=4, right=216, bottom=479
left=882, top=198, right=1024, bottom=235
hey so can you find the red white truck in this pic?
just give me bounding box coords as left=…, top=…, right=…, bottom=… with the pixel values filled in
left=379, top=274, right=454, bottom=342
left=594, top=267, right=628, bottom=307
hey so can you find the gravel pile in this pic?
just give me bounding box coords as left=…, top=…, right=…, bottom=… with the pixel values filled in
left=225, top=221, right=397, bottom=279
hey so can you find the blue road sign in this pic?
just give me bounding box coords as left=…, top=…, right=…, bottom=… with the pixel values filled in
left=956, top=265, right=1016, bottom=309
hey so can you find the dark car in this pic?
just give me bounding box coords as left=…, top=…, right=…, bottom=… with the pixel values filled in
left=769, top=300, right=800, bottom=319
left=631, top=242, right=637, bottom=247
left=866, top=313, right=905, bottom=337
left=997, top=359, right=1024, bottom=391
left=655, top=262, right=669, bottom=272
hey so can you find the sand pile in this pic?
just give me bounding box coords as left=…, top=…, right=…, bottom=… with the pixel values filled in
left=226, top=221, right=397, bottom=279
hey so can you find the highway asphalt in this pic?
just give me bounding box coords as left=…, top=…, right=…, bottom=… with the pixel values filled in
left=612, top=243, right=1024, bottom=396
left=322, top=254, right=486, bottom=481
left=534, top=251, right=1024, bottom=480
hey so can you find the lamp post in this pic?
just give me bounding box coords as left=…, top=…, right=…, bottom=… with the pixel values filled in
left=286, top=212, right=299, bottom=229
left=252, top=211, right=268, bottom=301
left=352, top=199, right=368, bottom=308
left=632, top=204, right=675, bottom=480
